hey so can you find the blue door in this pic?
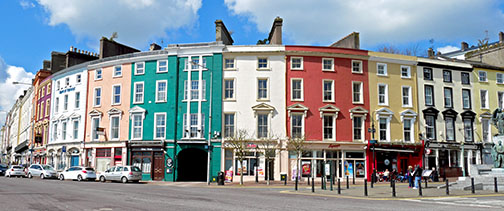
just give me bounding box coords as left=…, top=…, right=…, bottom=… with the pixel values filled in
left=71, top=156, right=79, bottom=167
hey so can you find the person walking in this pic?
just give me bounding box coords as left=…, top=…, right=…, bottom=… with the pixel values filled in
left=413, top=165, right=423, bottom=189
left=407, top=166, right=414, bottom=188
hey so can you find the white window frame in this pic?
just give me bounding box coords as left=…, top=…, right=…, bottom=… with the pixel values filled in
left=52, top=123, right=58, bottom=141
left=45, top=99, right=50, bottom=117
left=135, top=62, right=145, bottom=75
left=224, top=58, right=236, bottom=70
left=257, top=57, right=269, bottom=70
left=55, top=97, right=59, bottom=113
left=352, top=81, right=364, bottom=104
left=93, top=87, right=102, bottom=107
left=291, top=57, right=303, bottom=70
left=75, top=92, right=80, bottom=109
left=402, top=118, right=414, bottom=143
left=157, top=60, right=168, bottom=73
left=72, top=120, right=79, bottom=140
left=322, top=58, right=334, bottom=71
left=133, top=82, right=144, bottom=104
left=402, top=86, right=412, bottom=107
left=322, top=114, right=336, bottom=141
left=322, top=79, right=334, bottom=102
left=63, top=94, right=68, bottom=111
left=497, top=73, right=504, bottom=84
left=290, top=113, right=305, bottom=138
left=445, top=117, right=455, bottom=141
left=482, top=118, right=491, bottom=143
left=156, top=80, right=168, bottom=103
left=223, top=113, right=236, bottom=138
left=95, top=68, right=102, bottom=80
left=291, top=78, right=304, bottom=101
left=153, top=112, right=167, bottom=139
left=113, top=65, right=122, bottom=77
left=109, top=115, right=120, bottom=140
left=257, top=78, right=269, bottom=101
left=91, top=117, right=101, bottom=141
left=223, top=78, right=235, bottom=101
left=377, top=63, right=388, bottom=76
left=352, top=60, right=363, bottom=74
left=463, top=118, right=474, bottom=142
left=183, top=113, right=205, bottom=139
left=378, top=117, right=391, bottom=142
left=184, top=80, right=206, bottom=101
left=480, top=89, right=489, bottom=109
left=377, top=84, right=388, bottom=106
left=57, top=81, right=60, bottom=90
left=62, top=121, right=67, bottom=140
left=111, top=84, right=122, bottom=105
left=478, top=71, right=487, bottom=82
left=352, top=116, right=364, bottom=142
left=131, top=114, right=143, bottom=140
left=257, top=113, right=269, bottom=139
left=400, top=65, right=411, bottom=79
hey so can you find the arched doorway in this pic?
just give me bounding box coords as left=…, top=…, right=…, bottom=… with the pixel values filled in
left=177, top=148, right=207, bottom=181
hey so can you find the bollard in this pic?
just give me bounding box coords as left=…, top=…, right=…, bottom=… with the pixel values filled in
left=321, top=176, right=324, bottom=190
left=425, top=178, right=428, bottom=189
left=419, top=179, right=423, bottom=196
left=364, top=179, right=368, bottom=196
left=446, top=179, right=449, bottom=195
left=308, top=176, right=310, bottom=185
left=284, top=177, right=287, bottom=186
left=392, top=180, right=396, bottom=197
left=346, top=176, right=349, bottom=189
left=495, top=177, right=498, bottom=193
left=353, top=176, right=355, bottom=185
left=330, top=176, right=334, bottom=191
left=337, top=178, right=341, bottom=194
left=295, top=176, right=298, bottom=191
left=471, top=177, right=475, bottom=194
left=371, top=174, right=374, bottom=188
left=312, top=177, right=315, bottom=193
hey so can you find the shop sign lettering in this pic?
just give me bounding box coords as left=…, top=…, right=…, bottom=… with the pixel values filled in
left=328, top=144, right=340, bottom=148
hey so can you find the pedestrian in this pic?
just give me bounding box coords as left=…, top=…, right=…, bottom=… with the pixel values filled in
left=383, top=169, right=390, bottom=182
left=413, top=165, right=423, bottom=189
left=431, top=167, right=439, bottom=182
left=407, top=166, right=414, bottom=188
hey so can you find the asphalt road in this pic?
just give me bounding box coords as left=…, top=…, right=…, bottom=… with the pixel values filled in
left=0, top=176, right=501, bottom=211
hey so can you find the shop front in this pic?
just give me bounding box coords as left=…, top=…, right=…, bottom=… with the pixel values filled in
left=32, top=147, right=46, bottom=164
left=85, top=141, right=127, bottom=173
left=425, top=141, right=482, bottom=178
left=14, top=140, right=29, bottom=165
left=366, top=142, right=423, bottom=181
left=128, top=140, right=165, bottom=181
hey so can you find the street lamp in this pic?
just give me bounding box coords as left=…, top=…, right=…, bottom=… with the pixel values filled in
left=12, top=81, right=32, bottom=86
left=368, top=112, right=377, bottom=187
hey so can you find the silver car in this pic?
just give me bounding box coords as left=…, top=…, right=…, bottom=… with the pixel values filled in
left=5, top=165, right=26, bottom=177
left=27, top=164, right=58, bottom=179
left=98, top=166, right=142, bottom=183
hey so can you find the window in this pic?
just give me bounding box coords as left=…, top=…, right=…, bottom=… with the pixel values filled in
left=183, top=113, right=205, bottom=138
left=156, top=81, right=167, bottom=102
left=133, top=82, right=144, bottom=104
left=55, top=97, right=59, bottom=112
left=257, top=114, right=268, bottom=138
left=377, top=63, right=387, bottom=76
left=478, top=71, right=487, bottom=82
left=352, top=81, right=363, bottom=103
left=76, top=74, right=81, bottom=83
left=45, top=99, right=50, bottom=117
left=444, top=88, right=453, bottom=108
left=482, top=119, right=491, bottom=142
left=41, top=87, right=45, bottom=98
left=403, top=119, right=412, bottom=142
left=65, top=78, right=70, bottom=86
left=291, top=114, right=303, bottom=138
left=112, top=85, right=121, bottom=105
left=224, top=79, right=235, bottom=100
left=257, top=79, right=268, bottom=100
left=462, top=89, right=471, bottom=109
left=135, top=62, right=144, bottom=75
left=62, top=121, right=67, bottom=140
left=323, top=58, right=334, bottom=71
left=353, top=116, right=363, bottom=141
left=499, top=92, right=504, bottom=109
left=323, top=80, right=334, bottom=102
left=425, top=115, right=436, bottom=140
left=378, top=84, right=388, bottom=105
left=224, top=113, right=235, bottom=138
left=258, top=58, right=268, bottom=69
left=95, top=69, right=102, bottom=80
left=224, top=58, right=235, bottom=70
left=91, top=117, right=100, bottom=141
left=184, top=80, right=206, bottom=101
left=443, top=70, right=452, bottom=82
left=94, top=87, right=101, bottom=107
left=445, top=117, right=455, bottom=141
left=291, top=57, right=303, bottom=70
left=132, top=114, right=143, bottom=140
left=461, top=72, right=470, bottom=84
left=75, top=92, right=80, bottom=109
left=352, top=60, right=362, bottom=73
left=423, top=68, right=433, bottom=80
left=464, top=119, right=473, bottom=142
left=73, top=120, right=79, bottom=140
left=154, top=113, right=166, bottom=139
left=53, top=123, right=58, bottom=140
left=497, top=73, right=504, bottom=84
left=113, top=65, right=122, bottom=77
left=39, top=102, right=43, bottom=120
left=402, top=86, right=412, bottom=107
left=57, top=81, right=60, bottom=90
left=291, top=79, right=303, bottom=101
left=47, top=83, right=51, bottom=94
left=401, top=66, right=411, bottom=78
left=424, top=85, right=434, bottom=106
left=323, top=115, right=334, bottom=140
left=110, top=116, right=120, bottom=140
left=480, top=90, right=488, bottom=109
left=63, top=95, right=68, bottom=111
left=157, top=60, right=168, bottom=73
left=379, top=118, right=388, bottom=141
left=190, top=57, right=204, bottom=70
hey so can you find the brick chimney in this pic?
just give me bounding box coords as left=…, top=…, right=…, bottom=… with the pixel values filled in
left=268, top=17, right=283, bottom=45
left=428, top=48, right=435, bottom=58
left=500, top=31, right=504, bottom=43
left=330, top=32, right=360, bottom=49
left=461, top=42, right=468, bottom=51
left=215, top=20, right=234, bottom=45
left=42, top=60, right=51, bottom=70
left=150, top=43, right=161, bottom=51
left=99, top=37, right=140, bottom=59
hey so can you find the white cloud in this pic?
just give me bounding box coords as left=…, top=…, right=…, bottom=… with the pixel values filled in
left=20, top=0, right=36, bottom=9
left=437, top=45, right=460, bottom=54
left=225, top=0, right=504, bottom=46
left=0, top=57, right=34, bottom=126
left=36, top=0, right=202, bottom=48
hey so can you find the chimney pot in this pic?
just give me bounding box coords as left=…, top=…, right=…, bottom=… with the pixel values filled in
left=461, top=42, right=468, bottom=51
left=70, top=46, right=74, bottom=52
left=428, top=48, right=435, bottom=58
left=499, top=31, right=504, bottom=43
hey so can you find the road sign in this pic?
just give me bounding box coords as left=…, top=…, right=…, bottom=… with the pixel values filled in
left=369, top=140, right=377, bottom=144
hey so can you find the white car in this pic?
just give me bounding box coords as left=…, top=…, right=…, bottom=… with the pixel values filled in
left=58, top=166, right=97, bottom=181
left=5, top=165, right=26, bottom=177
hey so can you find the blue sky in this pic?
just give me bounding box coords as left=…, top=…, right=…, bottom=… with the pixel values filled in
left=0, top=0, right=504, bottom=124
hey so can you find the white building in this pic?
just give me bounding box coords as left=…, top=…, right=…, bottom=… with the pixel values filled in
left=18, top=87, right=33, bottom=165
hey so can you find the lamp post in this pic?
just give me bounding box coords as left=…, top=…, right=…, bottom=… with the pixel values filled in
left=368, top=113, right=377, bottom=186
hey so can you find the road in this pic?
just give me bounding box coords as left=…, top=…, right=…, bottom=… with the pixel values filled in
left=0, top=176, right=502, bottom=211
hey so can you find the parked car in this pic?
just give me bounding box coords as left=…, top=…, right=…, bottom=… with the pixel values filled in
left=98, top=166, right=142, bottom=183
left=0, top=164, right=7, bottom=176
left=4, top=165, right=26, bottom=177
left=58, top=166, right=96, bottom=181
left=27, top=164, right=58, bottom=179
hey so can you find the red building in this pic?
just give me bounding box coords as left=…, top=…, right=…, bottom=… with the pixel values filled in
left=285, top=46, right=370, bottom=180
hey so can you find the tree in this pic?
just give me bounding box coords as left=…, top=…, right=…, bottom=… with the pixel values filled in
left=376, top=43, right=424, bottom=57
left=257, top=38, right=269, bottom=45
left=286, top=135, right=307, bottom=189
left=225, top=129, right=249, bottom=185
left=258, top=134, right=281, bottom=185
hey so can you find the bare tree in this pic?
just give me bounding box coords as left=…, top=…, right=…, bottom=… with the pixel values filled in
left=258, top=134, right=281, bottom=185
left=225, top=129, right=249, bottom=185
left=376, top=43, right=425, bottom=57
left=286, top=135, right=307, bottom=188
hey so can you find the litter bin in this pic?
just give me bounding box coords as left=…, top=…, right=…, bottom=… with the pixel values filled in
left=218, top=171, right=225, bottom=186
left=280, top=173, right=287, bottom=181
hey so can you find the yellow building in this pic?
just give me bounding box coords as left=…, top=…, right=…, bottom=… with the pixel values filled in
left=367, top=52, right=421, bottom=173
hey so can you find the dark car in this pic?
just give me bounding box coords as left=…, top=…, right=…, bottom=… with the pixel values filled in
left=0, top=164, right=7, bottom=176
